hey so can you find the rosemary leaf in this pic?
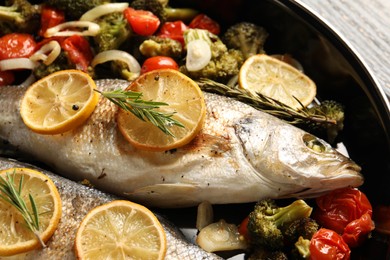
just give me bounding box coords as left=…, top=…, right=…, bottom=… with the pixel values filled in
left=96, top=89, right=184, bottom=137
left=196, top=78, right=338, bottom=129
left=0, top=171, right=46, bottom=248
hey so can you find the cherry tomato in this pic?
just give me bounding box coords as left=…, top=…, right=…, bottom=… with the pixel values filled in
left=310, top=228, right=351, bottom=260
left=39, top=6, right=65, bottom=37
left=0, top=33, right=37, bottom=60
left=141, top=56, right=179, bottom=74
left=0, top=71, right=15, bottom=86
left=157, top=21, right=188, bottom=45
left=342, top=212, right=375, bottom=248
left=61, top=35, right=93, bottom=72
left=124, top=7, right=160, bottom=36
left=313, top=187, right=372, bottom=234
left=189, top=14, right=221, bottom=35
left=237, top=216, right=250, bottom=241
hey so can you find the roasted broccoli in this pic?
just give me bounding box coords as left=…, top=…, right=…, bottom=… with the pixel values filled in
left=247, top=199, right=312, bottom=250
left=180, top=29, right=244, bottom=82
left=0, top=0, right=40, bottom=36
left=139, top=36, right=183, bottom=58
left=223, top=22, right=269, bottom=60
left=130, top=0, right=198, bottom=23
left=308, top=100, right=345, bottom=143
left=33, top=52, right=74, bottom=80
left=284, top=217, right=319, bottom=247
left=46, top=0, right=112, bottom=20
left=93, top=12, right=132, bottom=52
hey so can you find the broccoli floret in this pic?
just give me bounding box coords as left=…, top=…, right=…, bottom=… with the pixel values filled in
left=130, top=0, right=198, bottom=23
left=247, top=199, right=313, bottom=250
left=46, top=0, right=112, bottom=20
left=139, top=36, right=182, bottom=58
left=180, top=29, right=244, bottom=82
left=284, top=217, right=319, bottom=247
left=308, top=100, right=345, bottom=143
left=130, top=0, right=166, bottom=22
left=223, top=22, right=269, bottom=60
left=0, top=0, right=40, bottom=36
left=290, top=236, right=311, bottom=260
left=93, top=12, right=131, bottom=52
left=33, top=51, right=74, bottom=79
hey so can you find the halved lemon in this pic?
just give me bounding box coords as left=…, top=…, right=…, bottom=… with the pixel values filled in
left=117, top=69, right=206, bottom=151
left=20, top=69, right=99, bottom=135
left=75, top=200, right=167, bottom=260
left=239, top=54, right=316, bottom=109
left=0, top=168, right=62, bottom=256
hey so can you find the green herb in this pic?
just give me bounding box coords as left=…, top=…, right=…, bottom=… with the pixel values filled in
left=0, top=171, right=46, bottom=248
left=96, top=89, right=185, bottom=137
left=197, top=78, right=341, bottom=139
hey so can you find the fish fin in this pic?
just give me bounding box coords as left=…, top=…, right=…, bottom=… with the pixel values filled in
left=126, top=184, right=201, bottom=207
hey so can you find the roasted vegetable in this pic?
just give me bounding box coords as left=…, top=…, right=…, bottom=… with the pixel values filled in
left=46, top=0, right=112, bottom=20
left=93, top=12, right=131, bottom=52
left=247, top=199, right=312, bottom=250
left=139, top=36, right=182, bottom=58
left=180, top=28, right=244, bottom=82
left=130, top=0, right=198, bottom=23
left=0, top=0, right=40, bottom=36
left=223, top=22, right=268, bottom=60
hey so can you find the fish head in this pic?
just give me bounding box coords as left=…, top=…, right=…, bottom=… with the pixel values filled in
left=234, top=116, right=364, bottom=198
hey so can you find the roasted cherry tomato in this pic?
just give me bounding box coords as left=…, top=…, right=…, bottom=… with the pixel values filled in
left=310, top=228, right=351, bottom=260
left=0, top=33, right=37, bottom=60
left=61, top=35, right=93, bottom=72
left=313, top=187, right=372, bottom=234
left=157, top=21, right=188, bottom=45
left=141, top=56, right=179, bottom=74
left=237, top=216, right=250, bottom=241
left=124, top=7, right=160, bottom=36
left=342, top=212, right=375, bottom=248
left=0, top=71, right=15, bottom=86
left=39, top=6, right=65, bottom=36
left=189, top=14, right=221, bottom=35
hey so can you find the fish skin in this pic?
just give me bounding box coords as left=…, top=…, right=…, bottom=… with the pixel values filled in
left=0, top=157, right=222, bottom=260
left=0, top=77, right=363, bottom=207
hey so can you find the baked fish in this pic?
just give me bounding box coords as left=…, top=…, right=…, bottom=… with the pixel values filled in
left=0, top=79, right=363, bottom=207
left=0, top=156, right=222, bottom=259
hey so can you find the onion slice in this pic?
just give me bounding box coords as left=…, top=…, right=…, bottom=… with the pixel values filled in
left=80, top=3, right=129, bottom=21
left=30, top=40, right=61, bottom=65
left=44, top=21, right=100, bottom=37
left=0, top=58, right=38, bottom=71
left=186, top=39, right=212, bottom=71
left=91, top=50, right=141, bottom=76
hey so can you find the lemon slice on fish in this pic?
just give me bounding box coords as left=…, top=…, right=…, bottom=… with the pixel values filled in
left=0, top=168, right=62, bottom=256
left=117, top=69, right=206, bottom=151
left=239, top=54, right=316, bottom=109
left=20, top=69, right=99, bottom=135
left=75, top=200, right=167, bottom=260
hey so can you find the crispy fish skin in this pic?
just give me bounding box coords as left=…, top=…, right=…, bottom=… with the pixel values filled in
left=0, top=79, right=363, bottom=207
left=0, top=157, right=222, bottom=260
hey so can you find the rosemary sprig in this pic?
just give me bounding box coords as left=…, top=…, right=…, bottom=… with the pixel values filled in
left=96, top=89, right=184, bottom=137
left=0, top=171, right=46, bottom=248
left=196, top=78, right=337, bottom=127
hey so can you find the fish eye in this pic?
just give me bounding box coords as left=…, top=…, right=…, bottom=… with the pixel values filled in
left=303, top=134, right=328, bottom=153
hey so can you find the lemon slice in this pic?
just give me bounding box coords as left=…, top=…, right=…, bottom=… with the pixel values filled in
left=75, top=200, right=167, bottom=260
left=239, top=54, right=316, bottom=109
left=117, top=69, right=206, bottom=151
left=0, top=168, right=62, bottom=256
left=20, top=69, right=99, bottom=135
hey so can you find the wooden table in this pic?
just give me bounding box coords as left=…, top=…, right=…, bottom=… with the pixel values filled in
left=297, top=0, right=390, bottom=101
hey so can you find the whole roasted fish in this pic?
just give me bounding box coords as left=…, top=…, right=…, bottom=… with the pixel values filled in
left=0, top=156, right=222, bottom=260
left=0, top=79, right=363, bottom=207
